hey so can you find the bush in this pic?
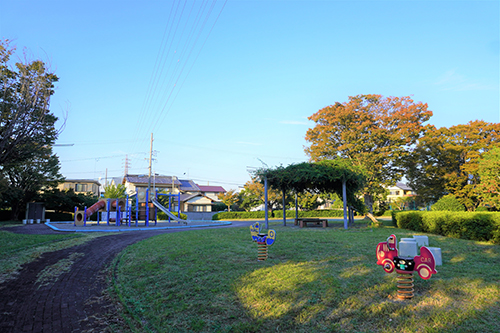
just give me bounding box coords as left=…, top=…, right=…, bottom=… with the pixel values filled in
left=45, top=212, right=73, bottom=221
left=394, top=211, right=500, bottom=243
left=431, top=195, right=465, bottom=212
left=274, top=209, right=347, bottom=218
left=157, top=211, right=187, bottom=220
left=212, top=209, right=352, bottom=220
left=213, top=211, right=267, bottom=220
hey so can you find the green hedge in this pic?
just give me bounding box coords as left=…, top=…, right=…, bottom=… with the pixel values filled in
left=212, top=209, right=349, bottom=220
left=45, top=212, right=73, bottom=221
left=157, top=211, right=188, bottom=220
left=212, top=211, right=267, bottom=220
left=393, top=211, right=500, bottom=244
left=274, top=209, right=348, bottom=218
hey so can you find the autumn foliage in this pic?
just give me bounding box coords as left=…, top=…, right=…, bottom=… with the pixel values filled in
left=305, top=94, right=432, bottom=211
left=406, top=121, right=500, bottom=210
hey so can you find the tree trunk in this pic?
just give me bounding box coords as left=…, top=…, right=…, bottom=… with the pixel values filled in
left=364, top=193, right=374, bottom=214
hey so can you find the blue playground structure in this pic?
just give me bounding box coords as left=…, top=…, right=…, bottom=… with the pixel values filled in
left=73, top=189, right=183, bottom=227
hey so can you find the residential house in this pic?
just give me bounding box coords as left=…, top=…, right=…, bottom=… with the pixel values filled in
left=386, top=182, right=416, bottom=203
left=123, top=174, right=181, bottom=196
left=122, top=175, right=226, bottom=213
left=57, top=179, right=101, bottom=197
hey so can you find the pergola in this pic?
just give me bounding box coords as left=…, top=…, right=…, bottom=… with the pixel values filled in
left=254, top=160, right=366, bottom=229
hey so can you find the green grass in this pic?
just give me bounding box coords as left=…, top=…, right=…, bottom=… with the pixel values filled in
left=0, top=220, right=23, bottom=227
left=112, top=223, right=500, bottom=332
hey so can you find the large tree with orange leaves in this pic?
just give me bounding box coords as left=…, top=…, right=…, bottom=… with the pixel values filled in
left=405, top=121, right=500, bottom=210
left=305, top=94, right=432, bottom=212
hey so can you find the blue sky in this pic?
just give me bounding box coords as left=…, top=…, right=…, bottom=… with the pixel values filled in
left=1, top=0, right=499, bottom=191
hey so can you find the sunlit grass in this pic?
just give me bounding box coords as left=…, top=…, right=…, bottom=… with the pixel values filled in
left=113, top=224, right=500, bottom=332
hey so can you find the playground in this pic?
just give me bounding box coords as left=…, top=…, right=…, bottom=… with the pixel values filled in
left=68, top=188, right=231, bottom=232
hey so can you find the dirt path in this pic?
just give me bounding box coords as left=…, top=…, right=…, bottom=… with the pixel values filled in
left=0, top=222, right=251, bottom=332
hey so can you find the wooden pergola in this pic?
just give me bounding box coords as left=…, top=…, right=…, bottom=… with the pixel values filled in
left=254, top=160, right=366, bottom=229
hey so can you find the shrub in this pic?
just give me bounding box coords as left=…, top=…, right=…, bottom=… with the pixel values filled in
left=431, top=195, right=465, bottom=212
left=45, top=212, right=73, bottom=221
left=396, top=211, right=425, bottom=231
left=213, top=211, right=267, bottom=220
left=274, top=209, right=347, bottom=218
left=157, top=211, right=187, bottom=220
left=394, top=211, right=500, bottom=244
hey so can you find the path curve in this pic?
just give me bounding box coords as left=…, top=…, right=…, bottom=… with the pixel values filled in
left=0, top=222, right=252, bottom=332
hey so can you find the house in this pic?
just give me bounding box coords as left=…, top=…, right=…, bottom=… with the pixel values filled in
left=386, top=182, right=416, bottom=203
left=196, top=185, right=226, bottom=202
left=123, top=174, right=181, bottom=195
left=122, top=175, right=226, bottom=213
left=57, top=179, right=101, bottom=197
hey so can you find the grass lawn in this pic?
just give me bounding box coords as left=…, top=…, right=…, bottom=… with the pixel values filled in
left=112, top=223, right=500, bottom=332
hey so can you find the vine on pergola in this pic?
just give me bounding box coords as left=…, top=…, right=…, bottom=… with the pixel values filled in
left=254, top=159, right=367, bottom=229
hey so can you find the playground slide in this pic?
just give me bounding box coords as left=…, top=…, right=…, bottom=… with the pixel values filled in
left=151, top=198, right=189, bottom=223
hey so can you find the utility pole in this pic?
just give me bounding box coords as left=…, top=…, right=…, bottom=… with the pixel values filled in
left=123, top=154, right=130, bottom=176
left=148, top=133, right=153, bottom=196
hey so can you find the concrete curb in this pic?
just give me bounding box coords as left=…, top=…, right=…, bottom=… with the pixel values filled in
left=45, top=220, right=232, bottom=232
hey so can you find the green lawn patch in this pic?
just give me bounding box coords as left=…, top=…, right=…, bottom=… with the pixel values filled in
left=112, top=225, right=500, bottom=332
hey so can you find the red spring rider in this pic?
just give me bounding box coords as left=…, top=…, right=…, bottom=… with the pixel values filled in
left=376, top=234, right=437, bottom=299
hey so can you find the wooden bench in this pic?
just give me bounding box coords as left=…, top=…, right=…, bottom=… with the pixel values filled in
left=295, top=218, right=328, bottom=228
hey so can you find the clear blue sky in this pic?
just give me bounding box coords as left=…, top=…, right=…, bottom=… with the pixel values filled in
left=1, top=0, right=499, bottom=191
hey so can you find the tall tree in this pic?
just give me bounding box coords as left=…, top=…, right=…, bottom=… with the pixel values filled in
left=0, top=40, right=59, bottom=166
left=305, top=94, right=432, bottom=212
left=1, top=146, right=63, bottom=219
left=217, top=190, right=239, bottom=212
left=475, top=145, right=500, bottom=209
left=238, top=178, right=282, bottom=213
left=405, top=121, right=500, bottom=210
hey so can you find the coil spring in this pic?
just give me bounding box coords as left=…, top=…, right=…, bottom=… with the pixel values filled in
left=257, top=242, right=268, bottom=261
left=397, top=272, right=414, bottom=300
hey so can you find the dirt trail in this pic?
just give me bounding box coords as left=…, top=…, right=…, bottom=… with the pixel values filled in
left=0, top=223, right=245, bottom=332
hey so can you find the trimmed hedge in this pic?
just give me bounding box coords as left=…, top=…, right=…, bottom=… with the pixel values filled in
left=157, top=211, right=188, bottom=220
left=274, top=209, right=348, bottom=218
left=212, top=209, right=348, bottom=220
left=212, top=211, right=267, bottom=220
left=45, top=212, right=73, bottom=221
left=393, top=211, right=500, bottom=244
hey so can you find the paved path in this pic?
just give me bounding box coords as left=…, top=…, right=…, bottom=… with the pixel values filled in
left=0, top=222, right=253, bottom=332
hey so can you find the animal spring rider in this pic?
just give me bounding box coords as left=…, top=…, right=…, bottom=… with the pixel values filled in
left=376, top=234, right=437, bottom=300
left=250, top=222, right=276, bottom=261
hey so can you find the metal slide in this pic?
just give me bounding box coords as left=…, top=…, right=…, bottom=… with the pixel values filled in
left=151, top=198, right=189, bottom=223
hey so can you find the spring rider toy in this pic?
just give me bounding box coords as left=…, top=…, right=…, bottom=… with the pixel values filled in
left=250, top=222, right=276, bottom=261
left=376, top=234, right=437, bottom=299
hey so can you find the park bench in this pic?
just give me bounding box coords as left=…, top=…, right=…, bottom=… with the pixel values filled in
left=295, top=218, right=328, bottom=228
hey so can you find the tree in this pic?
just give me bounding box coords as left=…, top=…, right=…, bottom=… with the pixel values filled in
left=103, top=184, right=126, bottom=198
left=217, top=190, right=239, bottom=212
left=238, top=178, right=282, bottom=213
left=305, top=94, right=432, bottom=212
left=38, top=188, right=98, bottom=212
left=476, top=145, right=500, bottom=209
left=1, top=40, right=59, bottom=166
left=405, top=121, right=500, bottom=210
left=292, top=191, right=325, bottom=211
left=431, top=195, right=465, bottom=212
left=1, top=146, right=63, bottom=219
